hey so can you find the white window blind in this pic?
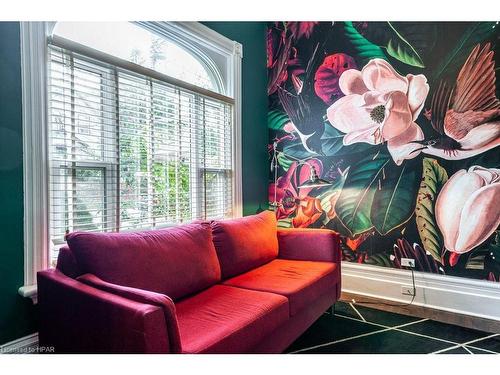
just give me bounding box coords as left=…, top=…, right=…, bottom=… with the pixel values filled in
left=48, top=45, right=233, bottom=248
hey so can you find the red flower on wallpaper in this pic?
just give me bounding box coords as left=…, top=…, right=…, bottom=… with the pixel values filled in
left=293, top=196, right=323, bottom=228
left=314, top=53, right=357, bottom=106
left=346, top=231, right=371, bottom=251
left=267, top=23, right=316, bottom=95
left=287, top=22, right=319, bottom=40
left=266, top=28, right=279, bottom=69
left=267, top=27, right=291, bottom=95
left=269, top=159, right=324, bottom=227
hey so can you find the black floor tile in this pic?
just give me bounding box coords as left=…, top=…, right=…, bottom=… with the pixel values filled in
left=468, top=336, right=500, bottom=353
left=343, top=303, right=421, bottom=327
left=398, top=320, right=490, bottom=344
left=466, top=346, right=496, bottom=354
left=290, top=301, right=495, bottom=354
left=286, top=314, right=384, bottom=353
left=300, top=329, right=451, bottom=354
left=331, top=301, right=362, bottom=320
left=437, top=346, right=470, bottom=354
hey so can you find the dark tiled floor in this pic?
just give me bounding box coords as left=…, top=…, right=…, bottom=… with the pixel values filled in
left=286, top=301, right=499, bottom=354
left=334, top=302, right=420, bottom=327
left=467, top=346, right=496, bottom=354
left=438, top=347, right=470, bottom=354
left=469, top=336, right=500, bottom=352
left=286, top=315, right=383, bottom=353
left=399, top=319, right=488, bottom=343
left=305, top=329, right=452, bottom=354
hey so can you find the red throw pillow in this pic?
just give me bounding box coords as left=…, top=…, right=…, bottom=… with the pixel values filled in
left=211, top=211, right=279, bottom=279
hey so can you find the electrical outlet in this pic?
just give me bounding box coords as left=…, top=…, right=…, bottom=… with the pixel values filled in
left=401, top=258, right=415, bottom=268
left=401, top=285, right=415, bottom=296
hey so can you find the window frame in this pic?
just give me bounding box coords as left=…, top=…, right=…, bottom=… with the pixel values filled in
left=19, top=21, right=243, bottom=301
left=48, top=50, right=119, bottom=245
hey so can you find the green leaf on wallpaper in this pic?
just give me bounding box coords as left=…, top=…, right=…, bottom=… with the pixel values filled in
left=277, top=152, right=293, bottom=171
left=321, top=125, right=373, bottom=156
left=365, top=253, right=393, bottom=268
left=283, top=121, right=343, bottom=159
left=357, top=22, right=426, bottom=68
left=282, top=140, right=314, bottom=160
left=343, top=21, right=387, bottom=66
left=268, top=110, right=290, bottom=131
left=386, top=36, right=424, bottom=68
left=283, top=122, right=372, bottom=160
left=370, top=157, right=422, bottom=236
left=319, top=125, right=345, bottom=156
left=433, top=21, right=497, bottom=80
left=334, top=152, right=391, bottom=237
left=415, top=158, right=448, bottom=263
left=317, top=171, right=348, bottom=226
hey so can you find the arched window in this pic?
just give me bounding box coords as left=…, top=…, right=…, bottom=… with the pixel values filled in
left=52, top=22, right=223, bottom=93
left=19, top=22, right=242, bottom=298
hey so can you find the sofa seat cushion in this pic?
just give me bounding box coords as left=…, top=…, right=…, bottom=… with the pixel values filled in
left=176, top=285, right=289, bottom=353
left=223, top=259, right=339, bottom=316
left=211, top=211, right=279, bottom=279
left=66, top=223, right=221, bottom=301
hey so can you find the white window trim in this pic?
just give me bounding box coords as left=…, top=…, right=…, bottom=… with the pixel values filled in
left=19, top=21, right=243, bottom=302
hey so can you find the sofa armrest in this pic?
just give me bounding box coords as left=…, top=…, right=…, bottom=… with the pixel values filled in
left=277, top=228, right=341, bottom=263
left=77, top=273, right=181, bottom=353
left=37, top=269, right=173, bottom=353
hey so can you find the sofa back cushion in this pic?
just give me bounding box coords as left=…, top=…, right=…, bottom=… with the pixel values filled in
left=66, top=223, right=221, bottom=300
left=56, top=245, right=82, bottom=279
left=211, top=211, right=279, bottom=279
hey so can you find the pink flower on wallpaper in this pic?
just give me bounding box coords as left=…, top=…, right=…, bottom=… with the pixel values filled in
left=435, top=166, right=500, bottom=255
left=326, top=59, right=430, bottom=165
left=269, top=159, right=324, bottom=227
left=314, top=53, right=357, bottom=106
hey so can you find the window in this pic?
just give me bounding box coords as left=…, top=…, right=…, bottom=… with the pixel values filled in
left=53, top=22, right=222, bottom=92
left=20, top=22, right=242, bottom=298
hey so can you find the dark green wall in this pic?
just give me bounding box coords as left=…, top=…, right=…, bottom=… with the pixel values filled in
left=0, top=22, right=37, bottom=345
left=202, top=22, right=269, bottom=215
left=0, top=22, right=268, bottom=345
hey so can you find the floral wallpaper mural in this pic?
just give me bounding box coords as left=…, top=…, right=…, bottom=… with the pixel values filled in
left=268, top=22, right=500, bottom=281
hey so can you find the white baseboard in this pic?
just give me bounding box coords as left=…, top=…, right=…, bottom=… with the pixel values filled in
left=0, top=333, right=39, bottom=354
left=342, top=262, right=500, bottom=321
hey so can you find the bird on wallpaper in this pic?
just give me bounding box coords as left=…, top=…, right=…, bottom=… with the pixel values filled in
left=277, top=43, right=326, bottom=155
left=414, top=43, right=500, bottom=159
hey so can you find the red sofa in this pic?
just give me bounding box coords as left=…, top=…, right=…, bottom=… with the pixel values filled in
left=37, top=211, right=341, bottom=353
